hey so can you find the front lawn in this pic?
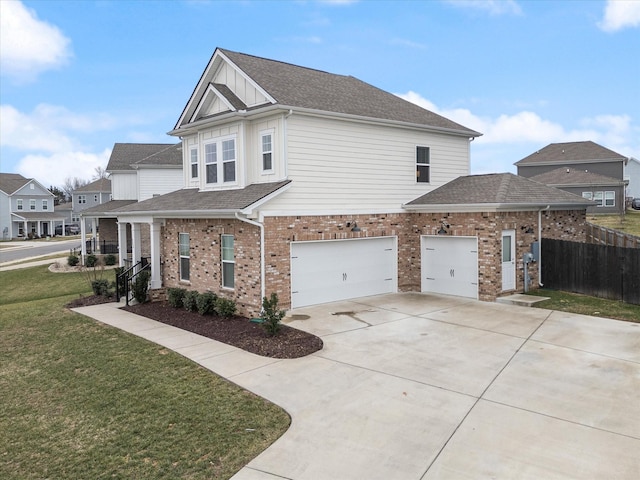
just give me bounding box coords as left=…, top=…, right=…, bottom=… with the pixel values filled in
left=0, top=266, right=290, bottom=479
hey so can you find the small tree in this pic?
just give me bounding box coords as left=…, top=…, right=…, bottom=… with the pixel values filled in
left=132, top=270, right=150, bottom=303
left=261, top=293, right=286, bottom=336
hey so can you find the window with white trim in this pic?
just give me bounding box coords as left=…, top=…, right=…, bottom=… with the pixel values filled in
left=179, top=233, right=190, bottom=281
left=582, top=192, right=593, bottom=200
left=17, top=199, right=23, bottom=210
left=94, top=194, right=98, bottom=202
left=604, top=191, right=615, bottom=207
left=190, top=147, right=198, bottom=179
left=221, top=234, right=234, bottom=289
left=416, top=146, right=430, bottom=183
left=30, top=199, right=36, bottom=210
left=78, top=195, right=86, bottom=204
left=594, top=191, right=604, bottom=207
left=42, top=200, right=48, bottom=210
left=204, top=137, right=236, bottom=185
left=261, top=132, right=273, bottom=172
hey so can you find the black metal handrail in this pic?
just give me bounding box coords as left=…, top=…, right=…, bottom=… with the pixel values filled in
left=116, top=258, right=150, bottom=306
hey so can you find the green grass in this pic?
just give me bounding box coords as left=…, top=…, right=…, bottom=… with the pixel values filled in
left=587, top=209, right=640, bottom=237
left=528, top=289, right=640, bottom=323
left=0, top=266, right=290, bottom=479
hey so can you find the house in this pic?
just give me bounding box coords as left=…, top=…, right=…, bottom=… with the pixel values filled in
left=624, top=156, right=640, bottom=200
left=72, top=178, right=111, bottom=232
left=109, top=48, right=592, bottom=317
left=515, top=141, right=629, bottom=214
left=80, top=143, right=183, bottom=258
left=0, top=173, right=66, bottom=239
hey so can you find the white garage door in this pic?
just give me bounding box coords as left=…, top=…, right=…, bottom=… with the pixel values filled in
left=291, top=237, right=397, bottom=309
left=421, top=236, right=478, bottom=299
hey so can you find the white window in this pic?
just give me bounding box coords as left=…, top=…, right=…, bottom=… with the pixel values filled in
left=30, top=199, right=36, bottom=210
left=261, top=132, right=273, bottom=172
left=594, top=191, right=604, bottom=207
left=604, top=191, right=615, bottom=207
left=221, top=234, right=234, bottom=289
left=78, top=195, right=86, bottom=204
left=416, top=146, right=430, bottom=183
left=204, top=137, right=236, bottom=185
left=72, top=214, right=80, bottom=222
left=582, top=192, right=593, bottom=200
left=42, top=200, right=48, bottom=210
left=179, top=233, right=190, bottom=282
left=190, top=147, right=198, bottom=179
left=17, top=199, right=23, bottom=210
left=94, top=194, right=98, bottom=202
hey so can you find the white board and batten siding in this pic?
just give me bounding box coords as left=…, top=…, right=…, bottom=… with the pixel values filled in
left=421, top=235, right=478, bottom=299
left=110, top=172, right=138, bottom=201
left=264, top=114, right=471, bottom=213
left=138, top=169, right=183, bottom=201
left=290, top=236, right=397, bottom=309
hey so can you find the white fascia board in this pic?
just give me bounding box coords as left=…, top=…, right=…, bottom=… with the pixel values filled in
left=116, top=210, right=238, bottom=220
left=402, top=202, right=593, bottom=213
left=168, top=105, right=282, bottom=136
left=10, top=212, right=27, bottom=221
left=240, top=182, right=293, bottom=215
left=190, top=84, right=238, bottom=124
left=260, top=207, right=409, bottom=217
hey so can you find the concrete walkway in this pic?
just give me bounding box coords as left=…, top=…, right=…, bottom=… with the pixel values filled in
left=73, top=293, right=640, bottom=479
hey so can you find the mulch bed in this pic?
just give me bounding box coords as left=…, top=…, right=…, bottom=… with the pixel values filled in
left=67, top=295, right=323, bottom=359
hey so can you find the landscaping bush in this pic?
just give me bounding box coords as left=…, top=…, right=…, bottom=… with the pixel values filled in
left=261, top=293, right=286, bottom=336
left=167, top=287, right=187, bottom=308
left=91, top=279, right=111, bottom=297
left=85, top=254, right=98, bottom=267
left=215, top=297, right=237, bottom=319
left=104, top=254, right=117, bottom=266
left=196, top=291, right=217, bottom=315
left=132, top=270, right=150, bottom=303
left=183, top=290, right=199, bottom=312
left=67, top=254, right=79, bottom=266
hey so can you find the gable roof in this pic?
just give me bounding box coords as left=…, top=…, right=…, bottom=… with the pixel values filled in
left=172, top=48, right=481, bottom=137
left=0, top=173, right=30, bottom=195
left=106, top=143, right=182, bottom=172
left=74, top=178, right=111, bottom=193
left=530, top=167, right=625, bottom=187
left=404, top=173, right=594, bottom=212
left=515, top=141, right=627, bottom=166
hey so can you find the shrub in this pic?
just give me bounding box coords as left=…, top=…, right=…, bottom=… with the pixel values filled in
left=67, top=254, right=79, bottom=266
left=215, top=297, right=237, bottom=319
left=183, top=290, right=199, bottom=312
left=261, top=293, right=286, bottom=336
left=167, top=287, right=187, bottom=308
left=91, top=279, right=111, bottom=297
left=104, top=254, right=117, bottom=266
left=196, top=291, right=217, bottom=315
left=132, top=270, right=150, bottom=303
left=85, top=254, right=98, bottom=267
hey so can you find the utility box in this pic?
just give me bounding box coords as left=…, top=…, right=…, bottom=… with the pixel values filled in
left=530, top=241, right=539, bottom=262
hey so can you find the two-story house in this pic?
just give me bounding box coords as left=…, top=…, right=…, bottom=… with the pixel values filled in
left=80, top=143, right=183, bottom=257
left=109, top=48, right=592, bottom=317
left=0, top=173, right=65, bottom=239
left=515, top=141, right=629, bottom=214
left=624, top=156, right=640, bottom=201
left=73, top=178, right=111, bottom=229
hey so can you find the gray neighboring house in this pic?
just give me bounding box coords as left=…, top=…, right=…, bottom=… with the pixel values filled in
left=515, top=141, right=629, bottom=214
left=624, top=156, right=640, bottom=200
left=72, top=178, right=111, bottom=232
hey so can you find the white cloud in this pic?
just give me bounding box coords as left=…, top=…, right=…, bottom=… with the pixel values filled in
left=599, top=0, right=640, bottom=32
left=17, top=150, right=112, bottom=189
left=445, top=0, right=522, bottom=16
left=0, top=0, right=72, bottom=83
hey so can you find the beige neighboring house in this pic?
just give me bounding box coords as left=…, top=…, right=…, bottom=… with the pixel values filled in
left=105, top=48, right=593, bottom=317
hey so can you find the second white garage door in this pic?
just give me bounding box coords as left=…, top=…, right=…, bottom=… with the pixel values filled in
left=421, top=235, right=478, bottom=299
left=291, top=237, right=397, bottom=309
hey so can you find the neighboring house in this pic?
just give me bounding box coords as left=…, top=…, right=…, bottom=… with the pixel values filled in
left=515, top=141, right=629, bottom=214
left=104, top=48, right=592, bottom=317
left=54, top=202, right=73, bottom=231
left=0, top=173, right=65, bottom=239
left=72, top=178, right=111, bottom=233
left=80, top=143, right=183, bottom=256
left=624, top=156, right=640, bottom=200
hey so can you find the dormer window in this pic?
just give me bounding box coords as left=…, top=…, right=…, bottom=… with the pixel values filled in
left=204, top=136, right=236, bottom=186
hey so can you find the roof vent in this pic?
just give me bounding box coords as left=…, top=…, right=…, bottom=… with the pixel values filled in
left=566, top=168, right=570, bottom=173
left=562, top=149, right=565, bottom=153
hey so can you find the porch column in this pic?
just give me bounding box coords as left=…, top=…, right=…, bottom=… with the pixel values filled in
left=149, top=221, right=162, bottom=289
left=80, top=219, right=87, bottom=261
left=117, top=221, right=128, bottom=267
left=22, top=220, right=27, bottom=238
left=131, top=222, right=142, bottom=270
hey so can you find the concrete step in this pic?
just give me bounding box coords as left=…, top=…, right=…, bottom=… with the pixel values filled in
left=496, top=294, right=550, bottom=307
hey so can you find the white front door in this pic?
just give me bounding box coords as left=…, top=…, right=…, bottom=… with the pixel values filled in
left=421, top=236, right=478, bottom=299
left=502, top=230, right=516, bottom=291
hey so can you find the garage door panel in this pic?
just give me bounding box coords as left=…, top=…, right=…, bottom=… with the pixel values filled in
left=422, top=236, right=478, bottom=299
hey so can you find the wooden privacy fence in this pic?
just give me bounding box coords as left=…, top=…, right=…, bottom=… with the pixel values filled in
left=586, top=222, right=640, bottom=248
left=542, top=238, right=640, bottom=305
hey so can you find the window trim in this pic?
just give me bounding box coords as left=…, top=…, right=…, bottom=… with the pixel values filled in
left=190, top=146, right=199, bottom=179
left=416, top=146, right=430, bottom=184
left=29, top=199, right=36, bottom=211
left=42, top=199, right=48, bottom=210
left=179, top=233, right=190, bottom=282
left=582, top=192, right=593, bottom=200
left=17, top=199, right=23, bottom=210
left=203, top=135, right=237, bottom=186
left=78, top=194, right=86, bottom=205
left=594, top=191, right=604, bottom=207
left=260, top=130, right=274, bottom=173
left=221, top=234, right=235, bottom=289
left=604, top=191, right=615, bottom=207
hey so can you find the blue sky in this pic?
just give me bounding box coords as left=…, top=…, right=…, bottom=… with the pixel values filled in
left=1, top=0, right=639, bottom=189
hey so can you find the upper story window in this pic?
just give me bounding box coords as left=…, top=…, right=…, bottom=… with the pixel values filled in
left=594, top=191, right=604, bottom=207
left=17, top=199, right=23, bottom=210
left=94, top=194, right=98, bottom=202
left=190, top=147, right=198, bottom=179
left=204, top=137, right=236, bottom=186
left=582, top=192, right=593, bottom=200
left=261, top=132, right=273, bottom=172
left=42, top=200, right=48, bottom=210
left=604, top=191, right=615, bottom=207
left=416, top=146, right=430, bottom=183
left=29, top=199, right=36, bottom=210
left=78, top=195, right=86, bottom=204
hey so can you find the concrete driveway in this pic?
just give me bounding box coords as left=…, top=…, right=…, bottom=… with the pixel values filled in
left=75, top=293, right=640, bottom=479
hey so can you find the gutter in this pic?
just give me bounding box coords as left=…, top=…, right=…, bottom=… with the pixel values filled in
left=235, top=212, right=266, bottom=303
left=538, top=205, right=550, bottom=287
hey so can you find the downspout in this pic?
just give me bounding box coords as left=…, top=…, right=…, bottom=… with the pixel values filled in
left=235, top=212, right=266, bottom=302
left=538, top=205, right=550, bottom=286
left=283, top=109, right=293, bottom=179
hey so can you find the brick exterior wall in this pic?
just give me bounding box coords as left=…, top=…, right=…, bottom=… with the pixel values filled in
left=156, top=210, right=587, bottom=317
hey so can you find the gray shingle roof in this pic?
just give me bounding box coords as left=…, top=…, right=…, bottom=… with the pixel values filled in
left=12, top=211, right=66, bottom=221
left=114, top=181, right=291, bottom=215
left=81, top=200, right=137, bottom=216
left=212, top=83, right=247, bottom=110
left=0, top=173, right=30, bottom=195
left=106, top=143, right=182, bottom=171
left=405, top=173, right=593, bottom=209
left=74, top=178, right=111, bottom=193
left=515, top=141, right=627, bottom=166
left=530, top=167, right=624, bottom=186
left=177, top=48, right=480, bottom=136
